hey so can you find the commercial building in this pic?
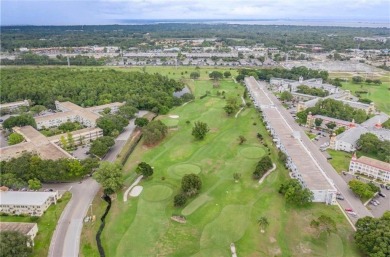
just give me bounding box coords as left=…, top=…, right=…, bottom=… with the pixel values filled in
left=0, top=222, right=38, bottom=246
left=0, top=191, right=58, bottom=216
left=245, top=76, right=337, bottom=204
left=349, top=154, right=390, bottom=182
left=306, top=113, right=356, bottom=130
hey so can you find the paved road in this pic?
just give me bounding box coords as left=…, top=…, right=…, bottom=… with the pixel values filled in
left=261, top=82, right=373, bottom=221
left=48, top=111, right=147, bottom=257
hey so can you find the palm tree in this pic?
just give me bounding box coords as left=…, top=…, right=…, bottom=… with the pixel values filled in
left=257, top=216, right=269, bottom=233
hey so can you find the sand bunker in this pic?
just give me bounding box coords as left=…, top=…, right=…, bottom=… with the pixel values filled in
left=169, top=115, right=179, bottom=119
left=130, top=186, right=143, bottom=197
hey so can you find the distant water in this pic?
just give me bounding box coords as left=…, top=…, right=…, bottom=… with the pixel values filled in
left=117, top=19, right=390, bottom=28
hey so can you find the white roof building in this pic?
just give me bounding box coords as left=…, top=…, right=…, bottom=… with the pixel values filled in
left=0, top=191, right=58, bottom=216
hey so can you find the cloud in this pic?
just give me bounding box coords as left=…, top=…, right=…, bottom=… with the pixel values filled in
left=1, top=0, right=388, bottom=25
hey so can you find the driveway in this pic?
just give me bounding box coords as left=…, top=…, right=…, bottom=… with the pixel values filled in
left=48, top=111, right=147, bottom=257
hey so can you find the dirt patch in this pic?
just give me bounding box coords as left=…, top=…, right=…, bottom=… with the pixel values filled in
left=269, top=236, right=277, bottom=243
left=171, top=215, right=187, bottom=224
left=297, top=242, right=312, bottom=255
left=268, top=247, right=282, bottom=256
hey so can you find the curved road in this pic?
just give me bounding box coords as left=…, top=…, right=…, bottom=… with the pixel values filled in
left=48, top=111, right=147, bottom=257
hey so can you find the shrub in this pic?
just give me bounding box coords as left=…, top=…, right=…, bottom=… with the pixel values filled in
left=174, top=193, right=187, bottom=207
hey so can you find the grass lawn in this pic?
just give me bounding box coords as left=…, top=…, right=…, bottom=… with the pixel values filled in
left=92, top=78, right=360, bottom=257
left=0, top=192, right=71, bottom=257
left=327, top=149, right=352, bottom=173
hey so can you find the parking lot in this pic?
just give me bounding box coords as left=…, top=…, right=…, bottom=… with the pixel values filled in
left=341, top=172, right=390, bottom=218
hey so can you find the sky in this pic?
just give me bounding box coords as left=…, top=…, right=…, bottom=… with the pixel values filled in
left=1, top=0, right=389, bottom=26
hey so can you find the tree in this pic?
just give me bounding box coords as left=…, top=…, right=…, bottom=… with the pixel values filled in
left=173, top=193, right=187, bottom=207
left=93, top=161, right=124, bottom=195
left=325, top=122, right=337, bottom=130
left=59, top=135, right=68, bottom=150
left=257, top=216, right=269, bottom=233
left=279, top=179, right=313, bottom=206
left=0, top=231, right=32, bottom=257
left=28, top=178, right=42, bottom=190
left=118, top=105, right=138, bottom=120
left=280, top=91, right=293, bottom=102
left=136, top=162, right=154, bottom=178
left=142, top=120, right=168, bottom=145
left=2, top=114, right=37, bottom=130
left=181, top=173, right=202, bottom=196
left=253, top=156, right=273, bottom=179
left=348, top=180, right=376, bottom=199
left=89, top=136, right=115, bottom=158
left=357, top=133, right=381, bottom=154
left=134, top=117, right=149, bottom=127
left=96, top=114, right=129, bottom=136
left=190, top=71, right=200, bottom=80
left=233, top=173, right=241, bottom=181
left=354, top=212, right=390, bottom=257
left=314, top=118, right=323, bottom=127
left=310, top=215, right=337, bottom=237
left=223, top=71, right=231, bottom=78
left=29, top=105, right=46, bottom=115
left=191, top=121, right=210, bottom=140
left=352, top=76, right=364, bottom=84
left=335, top=126, right=346, bottom=135
left=7, top=133, right=24, bottom=145
left=223, top=96, right=240, bottom=116
left=209, top=71, right=223, bottom=80
left=67, top=132, right=75, bottom=149
left=238, top=135, right=247, bottom=145
left=102, top=107, right=111, bottom=115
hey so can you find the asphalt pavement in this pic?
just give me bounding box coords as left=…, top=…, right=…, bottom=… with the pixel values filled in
left=48, top=111, right=147, bottom=257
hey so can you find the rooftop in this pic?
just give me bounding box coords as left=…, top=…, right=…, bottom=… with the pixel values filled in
left=35, top=111, right=76, bottom=123
left=0, top=222, right=37, bottom=235
left=48, top=127, right=103, bottom=142
left=0, top=191, right=57, bottom=206
left=354, top=156, right=390, bottom=172
left=14, top=126, right=49, bottom=146
left=246, top=77, right=335, bottom=191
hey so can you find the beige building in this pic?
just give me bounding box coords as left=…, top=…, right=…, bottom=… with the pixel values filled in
left=48, top=127, right=103, bottom=147
left=349, top=154, right=390, bottom=182
left=0, top=191, right=58, bottom=216
left=0, top=100, right=29, bottom=112
left=0, top=126, right=73, bottom=161
left=0, top=222, right=38, bottom=246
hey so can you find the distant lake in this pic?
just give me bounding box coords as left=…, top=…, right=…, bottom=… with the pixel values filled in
left=118, top=19, right=390, bottom=28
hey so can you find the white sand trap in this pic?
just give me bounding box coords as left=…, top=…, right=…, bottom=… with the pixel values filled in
left=169, top=115, right=179, bottom=119
left=130, top=186, right=143, bottom=197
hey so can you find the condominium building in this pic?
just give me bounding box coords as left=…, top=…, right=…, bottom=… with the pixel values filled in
left=245, top=76, right=337, bottom=204
left=270, top=76, right=339, bottom=94
left=349, top=154, right=390, bottom=182
left=0, top=191, right=59, bottom=216
left=0, top=222, right=38, bottom=246
left=48, top=127, right=103, bottom=147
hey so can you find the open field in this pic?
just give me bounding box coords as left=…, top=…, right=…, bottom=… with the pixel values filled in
left=91, top=78, right=361, bottom=257
left=329, top=71, right=390, bottom=114
left=327, top=149, right=352, bottom=173
left=0, top=192, right=71, bottom=257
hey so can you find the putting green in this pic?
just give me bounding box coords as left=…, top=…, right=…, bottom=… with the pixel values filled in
left=200, top=205, right=250, bottom=249
left=239, top=146, right=266, bottom=159
left=142, top=185, right=173, bottom=202
left=168, top=163, right=201, bottom=178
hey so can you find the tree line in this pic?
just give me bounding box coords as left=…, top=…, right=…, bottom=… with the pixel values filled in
left=0, top=153, right=99, bottom=189
left=2, top=24, right=389, bottom=52
left=0, top=68, right=185, bottom=113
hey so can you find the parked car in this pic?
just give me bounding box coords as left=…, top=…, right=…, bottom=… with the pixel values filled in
left=385, top=185, right=390, bottom=190
left=370, top=200, right=378, bottom=206
left=336, top=195, right=344, bottom=200
left=345, top=208, right=353, bottom=212
left=378, top=192, right=386, bottom=198
left=347, top=212, right=358, bottom=217
left=372, top=199, right=380, bottom=205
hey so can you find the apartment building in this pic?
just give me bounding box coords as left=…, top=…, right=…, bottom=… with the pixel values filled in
left=0, top=191, right=58, bottom=216
left=349, top=154, right=390, bottom=182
